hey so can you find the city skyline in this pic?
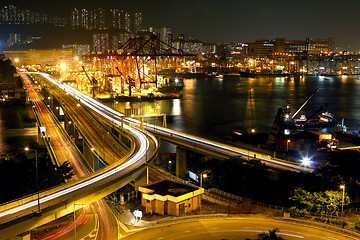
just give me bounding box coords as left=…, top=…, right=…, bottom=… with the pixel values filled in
left=2, top=0, right=360, bottom=50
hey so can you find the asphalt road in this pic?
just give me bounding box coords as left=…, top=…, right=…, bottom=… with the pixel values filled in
left=122, top=218, right=358, bottom=240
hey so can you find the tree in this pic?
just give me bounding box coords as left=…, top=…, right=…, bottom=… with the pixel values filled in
left=290, top=187, right=350, bottom=216
left=0, top=56, right=17, bottom=83
left=257, top=228, right=285, bottom=240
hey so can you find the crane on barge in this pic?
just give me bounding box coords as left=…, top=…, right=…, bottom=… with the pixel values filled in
left=267, top=89, right=334, bottom=150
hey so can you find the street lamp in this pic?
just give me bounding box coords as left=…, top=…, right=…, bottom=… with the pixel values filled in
left=73, top=203, right=86, bottom=240
left=340, top=184, right=345, bottom=218
left=302, top=156, right=311, bottom=167
left=286, top=139, right=290, bottom=151
left=90, top=147, right=99, bottom=170
left=68, top=121, right=76, bottom=139
left=25, top=147, right=41, bottom=213
left=248, top=129, right=255, bottom=160
left=287, top=139, right=291, bottom=161
left=200, top=173, right=207, bottom=188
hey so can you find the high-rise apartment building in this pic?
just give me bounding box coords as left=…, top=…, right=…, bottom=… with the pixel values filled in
left=71, top=8, right=80, bottom=28
left=123, top=12, right=131, bottom=32
left=8, top=34, right=21, bottom=46
left=1, top=5, right=50, bottom=25
left=97, top=8, right=106, bottom=30
left=110, top=9, right=121, bottom=29
left=159, top=27, right=171, bottom=49
left=93, top=33, right=109, bottom=53
left=89, top=8, right=106, bottom=30
left=81, top=9, right=89, bottom=29
left=134, top=12, right=143, bottom=33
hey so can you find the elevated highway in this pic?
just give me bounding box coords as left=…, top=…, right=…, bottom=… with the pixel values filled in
left=37, top=71, right=309, bottom=173
left=0, top=73, right=158, bottom=239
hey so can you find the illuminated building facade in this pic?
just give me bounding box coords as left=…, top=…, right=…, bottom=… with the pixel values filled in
left=110, top=9, right=121, bottom=29
left=134, top=12, right=143, bottom=33
left=139, top=180, right=203, bottom=216
left=123, top=12, right=131, bottom=32
left=160, top=27, right=171, bottom=49
left=93, top=33, right=109, bottom=52
left=62, top=44, right=90, bottom=57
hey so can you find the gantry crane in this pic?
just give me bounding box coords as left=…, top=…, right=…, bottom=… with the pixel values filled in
left=86, top=35, right=195, bottom=96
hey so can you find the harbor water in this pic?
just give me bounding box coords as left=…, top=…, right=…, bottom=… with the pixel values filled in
left=110, top=75, right=360, bottom=151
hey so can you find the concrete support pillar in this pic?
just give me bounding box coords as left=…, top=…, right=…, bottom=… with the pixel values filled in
left=176, top=146, right=187, bottom=180
left=134, top=166, right=148, bottom=192
left=63, top=115, right=71, bottom=133
left=83, top=141, right=95, bottom=170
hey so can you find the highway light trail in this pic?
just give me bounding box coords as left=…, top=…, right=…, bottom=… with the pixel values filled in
left=36, top=72, right=309, bottom=173
left=0, top=73, right=158, bottom=236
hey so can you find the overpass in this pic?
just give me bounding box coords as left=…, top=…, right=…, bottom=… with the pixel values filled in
left=42, top=71, right=310, bottom=175
left=37, top=71, right=312, bottom=199
left=0, top=73, right=158, bottom=239
left=0, top=72, right=311, bottom=238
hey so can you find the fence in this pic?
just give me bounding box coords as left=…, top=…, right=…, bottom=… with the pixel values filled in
left=149, top=164, right=360, bottom=219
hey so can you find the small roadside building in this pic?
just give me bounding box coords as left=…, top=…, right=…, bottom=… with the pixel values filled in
left=138, top=180, right=204, bottom=216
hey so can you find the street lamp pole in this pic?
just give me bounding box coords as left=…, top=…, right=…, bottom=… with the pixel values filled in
left=340, top=184, right=345, bottom=218
left=25, top=147, right=40, bottom=213
left=200, top=173, right=207, bottom=188
left=287, top=139, right=291, bottom=161
left=73, top=203, right=86, bottom=240
left=248, top=129, right=255, bottom=160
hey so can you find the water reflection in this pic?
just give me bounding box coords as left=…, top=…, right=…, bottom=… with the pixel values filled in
left=105, top=75, right=360, bottom=142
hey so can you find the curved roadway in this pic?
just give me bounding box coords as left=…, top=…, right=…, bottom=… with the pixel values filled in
left=0, top=73, right=158, bottom=239
left=36, top=72, right=310, bottom=173
left=122, top=217, right=359, bottom=240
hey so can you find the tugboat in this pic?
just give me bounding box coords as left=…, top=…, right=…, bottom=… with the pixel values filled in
left=335, top=119, right=360, bottom=143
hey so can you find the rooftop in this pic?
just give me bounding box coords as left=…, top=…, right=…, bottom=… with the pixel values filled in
left=141, top=180, right=199, bottom=197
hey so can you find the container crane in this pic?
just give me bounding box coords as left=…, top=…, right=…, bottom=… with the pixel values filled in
left=82, top=66, right=98, bottom=97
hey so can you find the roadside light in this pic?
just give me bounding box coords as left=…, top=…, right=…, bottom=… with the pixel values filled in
left=74, top=56, right=79, bottom=61
left=90, top=148, right=95, bottom=151
left=25, top=147, right=30, bottom=151
left=251, top=129, right=255, bottom=133
left=68, top=121, right=72, bottom=124
left=14, top=58, right=19, bottom=63
left=60, top=62, right=66, bottom=71
left=302, top=157, right=311, bottom=167
left=340, top=185, right=345, bottom=218
left=202, top=173, right=207, bottom=179
left=77, top=103, right=80, bottom=107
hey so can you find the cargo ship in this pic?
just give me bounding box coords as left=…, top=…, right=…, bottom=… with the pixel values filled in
left=289, top=111, right=335, bottom=129
left=156, top=75, right=184, bottom=96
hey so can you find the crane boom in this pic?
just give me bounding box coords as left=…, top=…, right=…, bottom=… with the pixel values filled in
left=291, top=89, right=319, bottom=119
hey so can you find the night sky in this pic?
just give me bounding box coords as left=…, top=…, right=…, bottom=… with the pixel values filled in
left=4, top=0, right=360, bottom=50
